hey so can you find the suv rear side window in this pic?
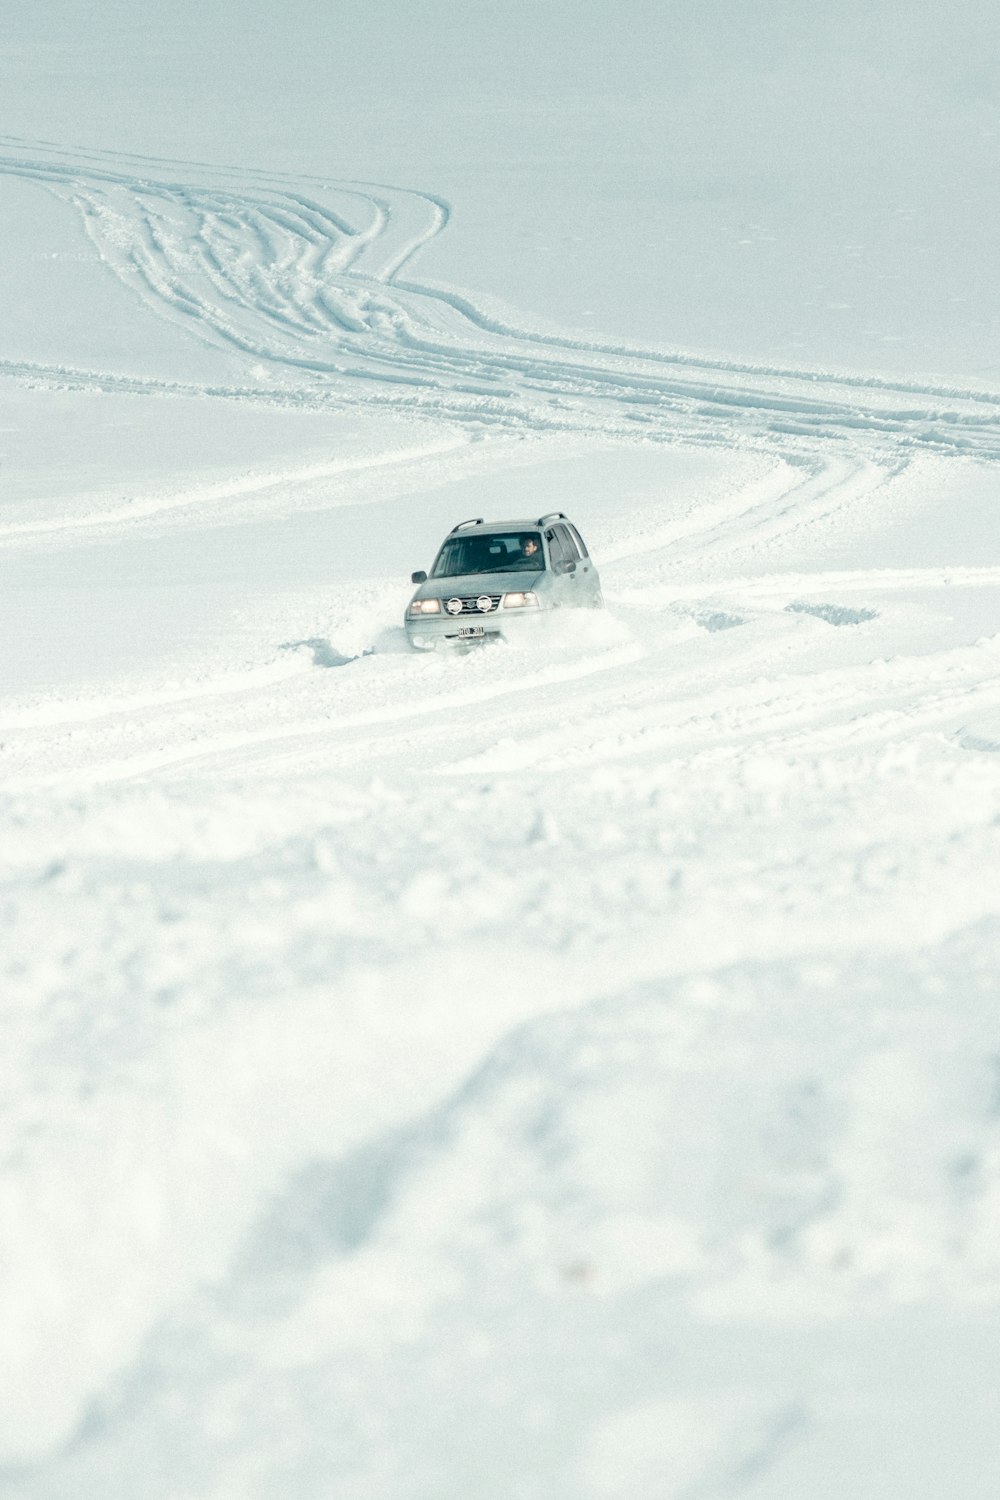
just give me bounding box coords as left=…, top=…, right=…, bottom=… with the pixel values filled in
left=546, top=527, right=574, bottom=569
left=567, top=523, right=589, bottom=558
left=548, top=531, right=569, bottom=570
left=554, top=523, right=582, bottom=560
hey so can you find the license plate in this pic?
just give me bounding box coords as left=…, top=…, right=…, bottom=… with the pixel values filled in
left=457, top=625, right=485, bottom=638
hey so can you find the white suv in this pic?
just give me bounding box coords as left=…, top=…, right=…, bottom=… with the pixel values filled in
left=405, top=513, right=603, bottom=649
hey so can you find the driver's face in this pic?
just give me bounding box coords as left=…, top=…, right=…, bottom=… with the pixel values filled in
left=523, top=539, right=538, bottom=555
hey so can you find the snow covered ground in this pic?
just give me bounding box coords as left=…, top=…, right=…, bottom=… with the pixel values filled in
left=3, top=4, right=1000, bottom=1496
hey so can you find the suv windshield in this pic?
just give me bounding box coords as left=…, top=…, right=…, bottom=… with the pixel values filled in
left=432, top=532, right=544, bottom=577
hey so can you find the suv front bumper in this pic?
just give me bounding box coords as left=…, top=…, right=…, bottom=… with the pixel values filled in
left=405, top=608, right=545, bottom=651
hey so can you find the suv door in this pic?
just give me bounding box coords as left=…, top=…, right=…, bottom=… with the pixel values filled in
left=562, top=522, right=602, bottom=605
left=545, top=525, right=578, bottom=604
left=553, top=521, right=605, bottom=605
left=563, top=522, right=602, bottom=603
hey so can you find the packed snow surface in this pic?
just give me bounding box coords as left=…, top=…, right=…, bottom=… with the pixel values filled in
left=3, top=4, right=1000, bottom=1496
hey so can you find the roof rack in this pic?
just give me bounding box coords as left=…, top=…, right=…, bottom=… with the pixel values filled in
left=449, top=517, right=484, bottom=533
left=536, top=511, right=568, bottom=526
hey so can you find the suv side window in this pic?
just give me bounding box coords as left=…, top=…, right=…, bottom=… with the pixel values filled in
left=567, top=523, right=590, bottom=558
left=546, top=527, right=574, bottom=571
left=555, top=523, right=582, bottom=560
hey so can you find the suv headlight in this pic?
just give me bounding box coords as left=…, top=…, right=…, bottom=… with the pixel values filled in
left=409, top=598, right=441, bottom=615
left=502, top=591, right=539, bottom=609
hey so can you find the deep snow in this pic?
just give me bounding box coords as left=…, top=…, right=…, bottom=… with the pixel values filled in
left=3, top=3, right=1000, bottom=1496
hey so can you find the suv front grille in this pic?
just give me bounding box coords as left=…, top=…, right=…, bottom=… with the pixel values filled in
left=443, top=593, right=503, bottom=616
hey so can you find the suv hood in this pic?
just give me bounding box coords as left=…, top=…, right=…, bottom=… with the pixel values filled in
left=413, top=572, right=541, bottom=599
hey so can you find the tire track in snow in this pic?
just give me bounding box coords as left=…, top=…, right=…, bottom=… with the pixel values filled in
left=0, top=436, right=467, bottom=542
left=6, top=140, right=1000, bottom=459
left=620, top=563, right=1000, bottom=610
left=0, top=640, right=647, bottom=790
left=8, top=594, right=999, bottom=790
left=443, top=634, right=1000, bottom=775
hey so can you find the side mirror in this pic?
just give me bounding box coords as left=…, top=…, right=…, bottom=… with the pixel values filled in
left=411, top=570, right=427, bottom=584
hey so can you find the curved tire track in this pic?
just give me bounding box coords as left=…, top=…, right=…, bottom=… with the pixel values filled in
left=6, top=140, right=1000, bottom=458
